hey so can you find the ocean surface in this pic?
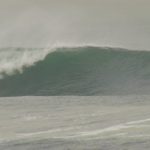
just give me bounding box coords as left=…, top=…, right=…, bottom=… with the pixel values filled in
left=1, top=96, right=150, bottom=150
left=0, top=46, right=150, bottom=149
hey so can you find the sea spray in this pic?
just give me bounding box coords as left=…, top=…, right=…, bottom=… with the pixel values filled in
left=0, top=47, right=56, bottom=79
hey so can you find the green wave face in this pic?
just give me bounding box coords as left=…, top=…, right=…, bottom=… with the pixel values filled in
left=1, top=46, right=150, bottom=96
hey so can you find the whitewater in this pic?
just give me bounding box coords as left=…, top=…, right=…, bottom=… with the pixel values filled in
left=1, top=96, right=150, bottom=150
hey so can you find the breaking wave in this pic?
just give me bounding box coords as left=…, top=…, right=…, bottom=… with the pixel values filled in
left=1, top=46, right=150, bottom=96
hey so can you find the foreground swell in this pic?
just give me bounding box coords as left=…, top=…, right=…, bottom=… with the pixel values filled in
left=1, top=46, right=150, bottom=96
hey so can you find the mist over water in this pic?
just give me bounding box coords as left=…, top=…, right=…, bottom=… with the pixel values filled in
left=0, top=0, right=150, bottom=49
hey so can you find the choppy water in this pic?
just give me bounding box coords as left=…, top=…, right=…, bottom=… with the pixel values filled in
left=0, top=96, right=150, bottom=150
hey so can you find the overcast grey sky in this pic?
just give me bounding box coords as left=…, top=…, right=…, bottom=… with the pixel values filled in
left=0, top=0, right=150, bottom=49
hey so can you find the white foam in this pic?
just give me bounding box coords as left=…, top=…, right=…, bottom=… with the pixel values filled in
left=126, top=118, right=150, bottom=125
left=74, top=118, right=150, bottom=138
left=16, top=118, right=150, bottom=140
left=19, top=126, right=80, bottom=138
left=0, top=47, right=56, bottom=79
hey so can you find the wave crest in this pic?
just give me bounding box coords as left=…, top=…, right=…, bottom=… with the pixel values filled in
left=1, top=46, right=150, bottom=96
left=0, top=48, right=56, bottom=79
